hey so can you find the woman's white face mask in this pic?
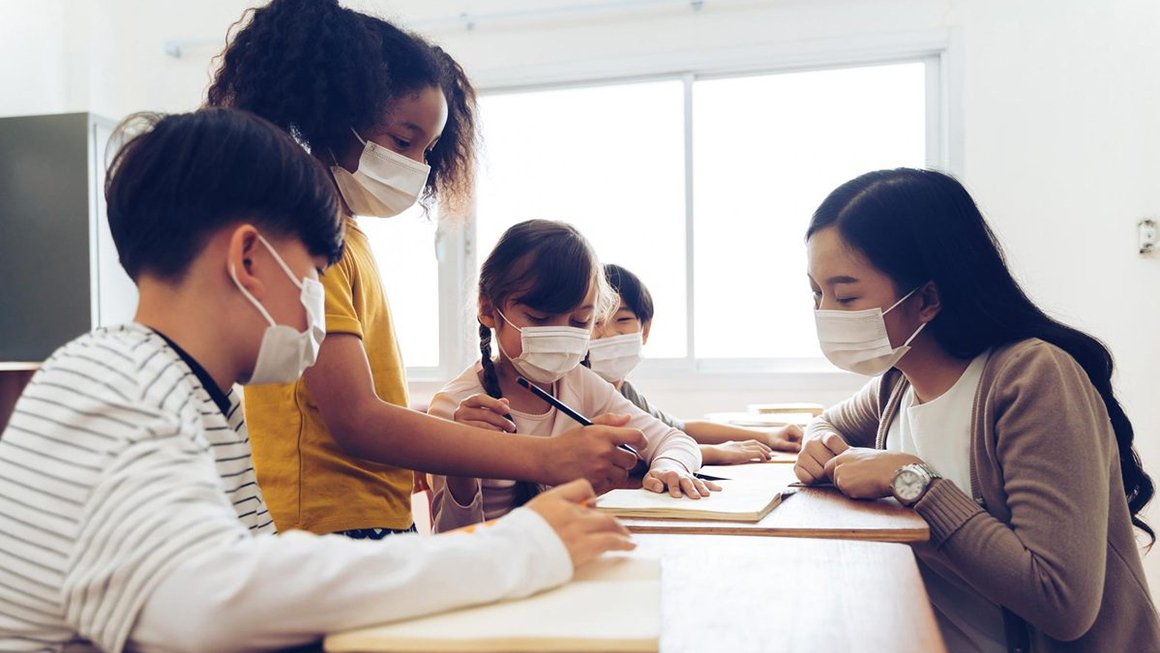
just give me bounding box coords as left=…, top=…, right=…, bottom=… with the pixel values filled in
left=814, top=286, right=925, bottom=376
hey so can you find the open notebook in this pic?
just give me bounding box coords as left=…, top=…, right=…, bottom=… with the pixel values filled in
left=595, top=479, right=786, bottom=522
left=324, top=554, right=661, bottom=653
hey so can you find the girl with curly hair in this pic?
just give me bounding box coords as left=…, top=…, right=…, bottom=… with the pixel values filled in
left=208, top=0, right=646, bottom=539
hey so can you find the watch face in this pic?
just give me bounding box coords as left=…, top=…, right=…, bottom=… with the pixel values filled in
left=894, top=469, right=924, bottom=502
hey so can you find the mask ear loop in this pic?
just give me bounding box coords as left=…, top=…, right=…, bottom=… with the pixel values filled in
left=257, top=231, right=303, bottom=288
left=494, top=308, right=524, bottom=334
left=256, top=235, right=304, bottom=290
left=884, top=285, right=923, bottom=315
left=901, top=321, right=927, bottom=347
left=230, top=264, right=277, bottom=328
left=886, top=285, right=929, bottom=346
left=489, top=308, right=518, bottom=363
left=328, top=128, right=369, bottom=169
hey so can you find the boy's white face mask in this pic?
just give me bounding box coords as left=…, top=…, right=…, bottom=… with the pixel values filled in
left=814, top=286, right=925, bottom=376
left=587, top=332, right=644, bottom=383
left=230, top=235, right=326, bottom=385
left=494, top=309, right=591, bottom=384
left=330, top=128, right=430, bottom=218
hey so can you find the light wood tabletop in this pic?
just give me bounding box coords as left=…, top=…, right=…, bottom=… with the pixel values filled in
left=313, top=535, right=946, bottom=653
left=617, top=462, right=930, bottom=542
left=632, top=534, right=945, bottom=653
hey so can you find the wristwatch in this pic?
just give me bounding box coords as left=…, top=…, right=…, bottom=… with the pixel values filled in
left=890, top=462, right=941, bottom=506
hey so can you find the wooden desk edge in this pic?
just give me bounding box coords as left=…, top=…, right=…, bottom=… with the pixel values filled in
left=620, top=520, right=930, bottom=543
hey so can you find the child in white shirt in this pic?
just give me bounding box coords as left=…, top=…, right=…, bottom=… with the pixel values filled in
left=0, top=110, right=633, bottom=653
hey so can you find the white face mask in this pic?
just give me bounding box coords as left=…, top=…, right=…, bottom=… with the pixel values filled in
left=814, top=286, right=926, bottom=376
left=330, top=128, right=431, bottom=218
left=494, top=309, right=591, bottom=384
left=230, top=235, right=326, bottom=385
left=588, top=332, right=643, bottom=383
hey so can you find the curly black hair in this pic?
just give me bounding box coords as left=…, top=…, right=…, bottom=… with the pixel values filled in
left=206, top=0, right=476, bottom=210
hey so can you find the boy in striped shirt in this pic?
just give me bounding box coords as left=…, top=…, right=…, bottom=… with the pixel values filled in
left=0, top=108, right=634, bottom=653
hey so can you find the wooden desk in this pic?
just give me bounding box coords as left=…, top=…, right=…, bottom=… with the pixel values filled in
left=633, top=534, right=945, bottom=653
left=313, top=536, right=945, bottom=653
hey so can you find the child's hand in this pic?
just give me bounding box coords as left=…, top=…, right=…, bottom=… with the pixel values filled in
left=453, top=393, right=517, bottom=433
left=546, top=414, right=647, bottom=494
left=700, top=440, right=773, bottom=465
left=642, top=460, right=719, bottom=499
left=763, top=424, right=804, bottom=452
left=525, top=479, right=635, bottom=569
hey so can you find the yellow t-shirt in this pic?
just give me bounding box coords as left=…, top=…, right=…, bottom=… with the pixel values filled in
left=244, top=219, right=413, bottom=533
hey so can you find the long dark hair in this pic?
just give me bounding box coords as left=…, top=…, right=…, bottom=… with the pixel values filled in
left=205, top=0, right=476, bottom=209
left=807, top=168, right=1154, bottom=544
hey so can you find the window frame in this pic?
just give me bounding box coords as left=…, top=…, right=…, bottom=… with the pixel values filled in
left=406, top=29, right=962, bottom=385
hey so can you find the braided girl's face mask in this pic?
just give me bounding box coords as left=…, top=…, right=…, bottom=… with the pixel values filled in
left=493, top=309, right=590, bottom=384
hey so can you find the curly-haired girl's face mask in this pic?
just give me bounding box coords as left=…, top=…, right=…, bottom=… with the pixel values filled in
left=331, top=128, right=430, bottom=218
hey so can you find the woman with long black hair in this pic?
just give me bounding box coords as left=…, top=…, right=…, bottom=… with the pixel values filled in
left=795, top=168, right=1159, bottom=652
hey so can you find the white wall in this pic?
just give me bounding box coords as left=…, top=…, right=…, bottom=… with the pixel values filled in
left=0, top=1, right=72, bottom=116
left=5, top=0, right=1159, bottom=592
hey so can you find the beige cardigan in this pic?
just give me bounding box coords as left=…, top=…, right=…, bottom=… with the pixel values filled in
left=809, top=338, right=1160, bottom=651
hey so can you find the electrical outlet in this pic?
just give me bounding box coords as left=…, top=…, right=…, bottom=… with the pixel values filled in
left=1139, top=219, right=1157, bottom=255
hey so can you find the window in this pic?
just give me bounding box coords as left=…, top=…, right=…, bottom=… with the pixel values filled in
left=368, top=57, right=941, bottom=378
left=475, top=80, right=688, bottom=358
left=692, top=63, right=927, bottom=361
left=359, top=206, right=441, bottom=369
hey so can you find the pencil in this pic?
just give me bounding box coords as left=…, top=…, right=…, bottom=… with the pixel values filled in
left=515, top=376, right=642, bottom=461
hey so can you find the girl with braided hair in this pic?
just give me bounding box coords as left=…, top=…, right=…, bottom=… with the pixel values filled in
left=427, top=220, right=715, bottom=533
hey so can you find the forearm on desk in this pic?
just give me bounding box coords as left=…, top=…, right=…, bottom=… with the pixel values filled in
left=131, top=509, right=571, bottom=653
left=683, top=420, right=769, bottom=445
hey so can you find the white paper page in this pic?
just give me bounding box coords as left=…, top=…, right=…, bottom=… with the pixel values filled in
left=325, top=554, right=660, bottom=653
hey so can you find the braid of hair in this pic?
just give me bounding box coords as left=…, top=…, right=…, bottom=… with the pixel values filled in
left=480, top=321, right=540, bottom=506
left=478, top=321, right=504, bottom=400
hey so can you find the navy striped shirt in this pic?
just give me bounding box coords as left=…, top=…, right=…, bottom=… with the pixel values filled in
left=0, top=324, right=273, bottom=652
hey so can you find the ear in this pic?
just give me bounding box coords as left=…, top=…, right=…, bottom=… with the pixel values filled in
left=227, top=224, right=265, bottom=300
left=478, top=297, right=497, bottom=329
left=641, top=320, right=652, bottom=345
left=917, top=281, right=942, bottom=323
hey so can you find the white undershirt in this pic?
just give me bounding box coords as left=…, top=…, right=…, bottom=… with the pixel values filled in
left=886, top=351, right=1006, bottom=653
